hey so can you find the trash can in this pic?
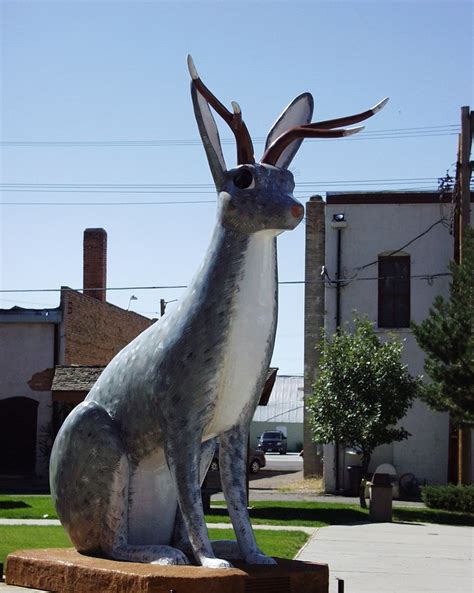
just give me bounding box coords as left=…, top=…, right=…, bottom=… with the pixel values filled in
left=346, top=465, right=363, bottom=496
left=368, top=473, right=393, bottom=522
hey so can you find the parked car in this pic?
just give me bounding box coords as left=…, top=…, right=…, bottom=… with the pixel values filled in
left=209, top=443, right=266, bottom=474
left=257, top=430, right=288, bottom=454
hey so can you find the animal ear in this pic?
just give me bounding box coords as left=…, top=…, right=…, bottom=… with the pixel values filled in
left=191, top=82, right=227, bottom=190
left=263, top=93, right=314, bottom=169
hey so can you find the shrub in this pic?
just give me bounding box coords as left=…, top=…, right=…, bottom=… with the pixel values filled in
left=421, top=484, right=474, bottom=513
left=308, top=315, right=420, bottom=507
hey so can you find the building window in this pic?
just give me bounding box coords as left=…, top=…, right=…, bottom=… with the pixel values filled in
left=378, top=255, right=410, bottom=328
left=0, top=397, right=39, bottom=474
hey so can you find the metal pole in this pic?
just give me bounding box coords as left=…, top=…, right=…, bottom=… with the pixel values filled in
left=334, top=227, right=342, bottom=491
left=457, top=106, right=472, bottom=485
left=336, top=228, right=342, bottom=328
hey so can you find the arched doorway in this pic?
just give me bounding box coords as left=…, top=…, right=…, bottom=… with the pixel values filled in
left=0, top=397, right=39, bottom=474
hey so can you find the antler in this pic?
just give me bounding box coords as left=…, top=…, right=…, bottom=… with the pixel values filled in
left=261, top=97, right=389, bottom=166
left=187, top=55, right=255, bottom=165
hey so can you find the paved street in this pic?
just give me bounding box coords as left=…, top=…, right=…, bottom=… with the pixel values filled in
left=261, top=451, right=303, bottom=473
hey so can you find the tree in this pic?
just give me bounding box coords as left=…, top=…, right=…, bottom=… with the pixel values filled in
left=308, top=315, right=420, bottom=506
left=412, top=226, right=474, bottom=484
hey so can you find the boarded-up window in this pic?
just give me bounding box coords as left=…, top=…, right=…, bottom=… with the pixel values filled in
left=378, top=255, right=410, bottom=328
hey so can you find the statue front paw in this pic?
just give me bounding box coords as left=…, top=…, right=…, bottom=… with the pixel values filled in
left=200, top=556, right=233, bottom=569
left=150, top=548, right=190, bottom=565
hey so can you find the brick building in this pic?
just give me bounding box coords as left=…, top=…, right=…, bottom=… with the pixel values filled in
left=0, top=229, right=154, bottom=484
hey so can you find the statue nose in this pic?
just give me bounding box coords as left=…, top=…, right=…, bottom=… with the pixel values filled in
left=291, top=204, right=304, bottom=219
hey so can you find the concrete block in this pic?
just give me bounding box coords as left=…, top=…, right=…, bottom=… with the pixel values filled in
left=6, top=548, right=329, bottom=593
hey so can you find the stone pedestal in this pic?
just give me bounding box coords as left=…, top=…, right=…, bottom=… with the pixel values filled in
left=6, top=548, right=329, bottom=593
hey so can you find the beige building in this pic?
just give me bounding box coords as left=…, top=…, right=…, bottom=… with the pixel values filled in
left=0, top=229, right=153, bottom=487
left=0, top=308, right=61, bottom=479
left=319, top=191, right=473, bottom=492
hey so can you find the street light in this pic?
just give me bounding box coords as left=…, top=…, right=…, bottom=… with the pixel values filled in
left=127, top=295, right=138, bottom=310
left=160, top=298, right=178, bottom=316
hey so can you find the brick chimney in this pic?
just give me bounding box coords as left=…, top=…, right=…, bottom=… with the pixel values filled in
left=83, top=228, right=107, bottom=302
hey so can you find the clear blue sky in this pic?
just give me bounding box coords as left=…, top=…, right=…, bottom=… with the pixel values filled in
left=1, top=0, right=472, bottom=374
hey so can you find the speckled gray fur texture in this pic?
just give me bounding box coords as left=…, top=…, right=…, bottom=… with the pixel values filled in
left=49, top=63, right=310, bottom=569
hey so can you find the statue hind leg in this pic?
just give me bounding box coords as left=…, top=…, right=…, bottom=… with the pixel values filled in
left=50, top=400, right=189, bottom=565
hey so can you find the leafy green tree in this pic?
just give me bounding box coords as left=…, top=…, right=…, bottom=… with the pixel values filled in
left=412, top=227, right=474, bottom=425
left=308, top=316, right=420, bottom=505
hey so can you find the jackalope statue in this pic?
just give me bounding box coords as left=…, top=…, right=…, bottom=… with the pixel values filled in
left=50, top=56, right=387, bottom=569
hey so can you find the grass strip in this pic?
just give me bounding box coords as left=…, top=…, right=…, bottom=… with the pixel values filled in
left=208, top=501, right=369, bottom=527
left=0, top=496, right=57, bottom=519
left=0, top=525, right=71, bottom=564
left=393, top=506, right=474, bottom=526
left=0, top=525, right=307, bottom=565
left=1, top=496, right=473, bottom=527
left=208, top=528, right=308, bottom=559
left=208, top=500, right=474, bottom=527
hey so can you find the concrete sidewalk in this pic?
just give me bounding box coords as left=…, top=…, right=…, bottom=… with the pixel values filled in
left=2, top=521, right=472, bottom=593
left=297, top=521, right=474, bottom=593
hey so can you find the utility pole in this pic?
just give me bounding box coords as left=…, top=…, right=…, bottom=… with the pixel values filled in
left=456, top=106, right=473, bottom=485
left=303, top=196, right=325, bottom=477
left=331, top=213, right=348, bottom=491
left=459, top=106, right=472, bottom=256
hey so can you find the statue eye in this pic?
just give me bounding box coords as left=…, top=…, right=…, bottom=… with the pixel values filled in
left=233, top=168, right=254, bottom=190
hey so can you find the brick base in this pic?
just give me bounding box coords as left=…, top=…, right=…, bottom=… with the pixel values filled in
left=6, top=548, right=328, bottom=593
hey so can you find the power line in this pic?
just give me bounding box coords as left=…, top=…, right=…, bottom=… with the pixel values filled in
left=0, top=273, right=452, bottom=295
left=353, top=219, right=445, bottom=273
left=0, top=200, right=218, bottom=206
left=1, top=177, right=462, bottom=206
left=0, top=177, right=444, bottom=190
left=327, top=272, right=452, bottom=284
left=0, top=125, right=460, bottom=148
left=0, top=197, right=455, bottom=295
left=0, top=285, right=188, bottom=294
left=320, top=217, right=452, bottom=290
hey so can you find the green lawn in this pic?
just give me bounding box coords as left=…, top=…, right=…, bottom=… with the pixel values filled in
left=208, top=500, right=474, bottom=527
left=1, top=495, right=473, bottom=527
left=0, top=496, right=57, bottom=519
left=0, top=525, right=71, bottom=564
left=207, top=501, right=368, bottom=527
left=0, top=525, right=307, bottom=565
left=393, top=506, right=474, bottom=527
left=207, top=528, right=308, bottom=560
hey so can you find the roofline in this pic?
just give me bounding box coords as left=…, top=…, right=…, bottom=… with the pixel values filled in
left=0, top=307, right=62, bottom=324
left=326, top=190, right=474, bottom=205
left=60, top=286, right=155, bottom=323
left=54, top=364, right=106, bottom=370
